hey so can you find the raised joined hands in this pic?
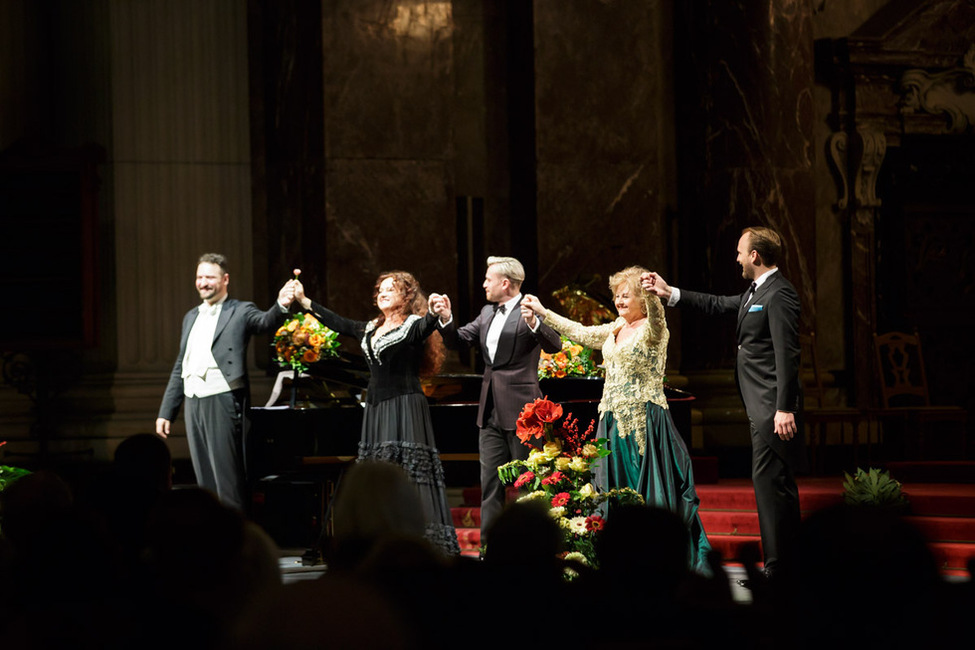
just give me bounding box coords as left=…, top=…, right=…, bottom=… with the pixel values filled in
left=428, top=293, right=452, bottom=322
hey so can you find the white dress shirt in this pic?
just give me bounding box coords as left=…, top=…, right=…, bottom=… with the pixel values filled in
left=182, top=296, right=237, bottom=398
left=485, top=293, right=521, bottom=363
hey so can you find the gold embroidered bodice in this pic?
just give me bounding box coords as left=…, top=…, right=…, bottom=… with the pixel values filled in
left=543, top=294, right=669, bottom=455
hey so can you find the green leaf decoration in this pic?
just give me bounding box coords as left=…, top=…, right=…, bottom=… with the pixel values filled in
left=841, top=467, right=910, bottom=511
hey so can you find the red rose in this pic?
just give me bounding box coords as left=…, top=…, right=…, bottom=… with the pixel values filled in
left=533, top=398, right=563, bottom=424
left=586, top=515, right=605, bottom=532
left=514, top=471, right=535, bottom=488
left=551, top=492, right=570, bottom=507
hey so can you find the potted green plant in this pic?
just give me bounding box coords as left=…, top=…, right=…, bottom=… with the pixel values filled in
left=842, top=467, right=910, bottom=512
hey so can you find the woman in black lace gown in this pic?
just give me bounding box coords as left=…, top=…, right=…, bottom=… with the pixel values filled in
left=293, top=271, right=459, bottom=555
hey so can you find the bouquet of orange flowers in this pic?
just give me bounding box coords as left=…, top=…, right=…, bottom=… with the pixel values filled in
left=498, top=397, right=643, bottom=571
left=273, top=313, right=340, bottom=373
left=538, top=336, right=602, bottom=380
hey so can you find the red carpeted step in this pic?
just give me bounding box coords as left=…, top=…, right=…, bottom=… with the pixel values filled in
left=459, top=485, right=519, bottom=507
left=451, top=506, right=481, bottom=529
left=700, top=511, right=762, bottom=536
left=462, top=486, right=481, bottom=507
left=705, top=534, right=763, bottom=563
left=906, top=515, right=975, bottom=542
left=902, top=483, right=975, bottom=517
left=928, top=542, right=975, bottom=572
left=697, top=478, right=844, bottom=513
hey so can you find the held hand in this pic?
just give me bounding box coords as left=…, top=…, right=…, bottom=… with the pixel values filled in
left=429, top=293, right=452, bottom=322
left=641, top=271, right=671, bottom=300
left=520, top=304, right=538, bottom=329
left=292, top=280, right=312, bottom=311
left=155, top=418, right=171, bottom=439
left=774, top=411, right=796, bottom=441
left=278, top=279, right=296, bottom=307
left=520, top=294, right=546, bottom=318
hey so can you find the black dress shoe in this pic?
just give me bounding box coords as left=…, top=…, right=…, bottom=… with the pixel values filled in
left=736, top=568, right=774, bottom=590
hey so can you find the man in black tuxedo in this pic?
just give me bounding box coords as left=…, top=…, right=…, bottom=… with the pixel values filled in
left=429, top=256, right=562, bottom=545
left=644, top=227, right=805, bottom=581
left=156, top=253, right=296, bottom=511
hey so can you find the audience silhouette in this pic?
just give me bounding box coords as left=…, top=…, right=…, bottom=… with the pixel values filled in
left=1, top=440, right=973, bottom=649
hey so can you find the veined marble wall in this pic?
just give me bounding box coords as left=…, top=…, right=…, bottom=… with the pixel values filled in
left=320, top=0, right=457, bottom=318
left=674, top=0, right=816, bottom=371
left=533, top=0, right=674, bottom=303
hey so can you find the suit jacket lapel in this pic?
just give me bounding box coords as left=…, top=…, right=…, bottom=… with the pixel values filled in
left=478, top=307, right=492, bottom=365
left=491, top=306, right=520, bottom=367
left=214, top=299, right=235, bottom=344
left=736, top=274, right=780, bottom=333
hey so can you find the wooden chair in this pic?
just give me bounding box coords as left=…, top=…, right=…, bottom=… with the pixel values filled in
left=871, top=330, right=968, bottom=459
left=800, top=332, right=869, bottom=474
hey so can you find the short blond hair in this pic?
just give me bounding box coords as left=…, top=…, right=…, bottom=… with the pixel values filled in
left=608, top=266, right=650, bottom=315
left=486, top=256, right=525, bottom=288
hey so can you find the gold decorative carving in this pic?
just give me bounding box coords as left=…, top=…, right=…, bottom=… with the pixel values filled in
left=828, top=129, right=886, bottom=210
left=900, top=44, right=975, bottom=133
left=828, top=132, right=850, bottom=210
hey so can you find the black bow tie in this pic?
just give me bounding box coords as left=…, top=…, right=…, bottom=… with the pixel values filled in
left=494, top=303, right=507, bottom=315
left=747, top=281, right=757, bottom=297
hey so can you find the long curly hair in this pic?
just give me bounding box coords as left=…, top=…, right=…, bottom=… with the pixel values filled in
left=373, top=271, right=445, bottom=378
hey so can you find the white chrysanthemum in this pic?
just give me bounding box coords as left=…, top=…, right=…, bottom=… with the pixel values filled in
left=542, top=440, right=562, bottom=460
left=569, top=456, right=588, bottom=472
left=581, top=443, right=599, bottom=458
left=548, top=506, right=566, bottom=519
left=526, top=449, right=546, bottom=467
left=564, top=551, right=588, bottom=566
left=568, top=516, right=588, bottom=535
left=517, top=490, right=548, bottom=503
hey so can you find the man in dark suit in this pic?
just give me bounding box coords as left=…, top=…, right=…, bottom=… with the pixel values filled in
left=429, top=256, right=562, bottom=544
left=644, top=227, right=805, bottom=582
left=156, top=253, right=295, bottom=511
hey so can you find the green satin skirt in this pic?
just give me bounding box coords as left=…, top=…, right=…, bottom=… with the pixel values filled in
left=598, top=403, right=712, bottom=574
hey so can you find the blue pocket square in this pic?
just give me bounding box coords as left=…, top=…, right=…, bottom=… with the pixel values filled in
left=748, top=304, right=763, bottom=312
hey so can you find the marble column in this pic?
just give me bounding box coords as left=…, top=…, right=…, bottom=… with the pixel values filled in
left=109, top=0, right=258, bottom=455
left=111, top=0, right=255, bottom=376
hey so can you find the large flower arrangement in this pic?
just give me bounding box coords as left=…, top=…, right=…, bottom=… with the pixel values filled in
left=273, top=313, right=341, bottom=373
left=498, top=398, right=643, bottom=570
left=538, top=336, right=603, bottom=380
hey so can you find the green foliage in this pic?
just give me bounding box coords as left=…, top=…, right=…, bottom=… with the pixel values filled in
left=0, top=465, right=31, bottom=493
left=0, top=464, right=32, bottom=537
left=842, top=467, right=910, bottom=511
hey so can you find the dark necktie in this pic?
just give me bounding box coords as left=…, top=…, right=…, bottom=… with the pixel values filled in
left=741, top=282, right=757, bottom=314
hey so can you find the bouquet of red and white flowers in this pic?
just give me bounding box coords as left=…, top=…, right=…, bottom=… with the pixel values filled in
left=498, top=397, right=643, bottom=571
